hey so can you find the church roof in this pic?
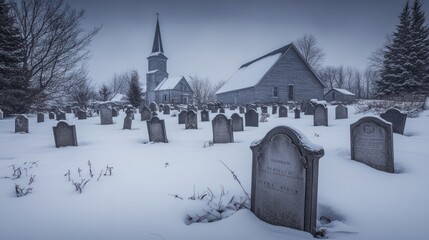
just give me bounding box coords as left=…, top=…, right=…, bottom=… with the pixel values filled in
left=331, top=88, right=355, bottom=96
left=151, top=15, right=164, bottom=53
left=154, top=76, right=184, bottom=91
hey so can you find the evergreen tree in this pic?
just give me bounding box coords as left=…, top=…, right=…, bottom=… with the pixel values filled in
left=0, top=0, right=27, bottom=115
left=98, top=84, right=112, bottom=102
left=126, top=70, right=142, bottom=107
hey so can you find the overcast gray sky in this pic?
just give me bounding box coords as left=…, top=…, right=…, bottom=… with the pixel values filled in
left=67, top=0, right=428, bottom=86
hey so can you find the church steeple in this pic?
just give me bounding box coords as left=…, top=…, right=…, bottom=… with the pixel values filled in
left=151, top=14, right=164, bottom=53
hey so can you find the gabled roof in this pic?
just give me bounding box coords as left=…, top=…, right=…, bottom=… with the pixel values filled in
left=154, top=76, right=185, bottom=91
left=216, top=43, right=326, bottom=95
left=330, top=88, right=355, bottom=96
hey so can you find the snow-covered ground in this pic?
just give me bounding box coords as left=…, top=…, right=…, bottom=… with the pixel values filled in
left=0, top=105, right=428, bottom=240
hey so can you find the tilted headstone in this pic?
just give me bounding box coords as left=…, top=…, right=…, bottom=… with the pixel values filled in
left=56, top=111, right=66, bottom=121
left=100, top=105, right=113, bottom=125
left=201, top=109, right=209, bottom=122
left=294, top=108, right=301, bottom=119
left=49, top=112, right=55, bottom=119
left=163, top=105, right=171, bottom=115
left=250, top=126, right=324, bottom=236
left=279, top=105, right=288, bottom=118
left=245, top=109, right=259, bottom=127
left=77, top=110, right=87, bottom=120
left=335, top=104, right=348, bottom=120
left=239, top=106, right=245, bottom=114
left=212, top=114, right=234, bottom=143
left=149, top=102, right=158, bottom=112
left=15, top=115, right=29, bottom=133
left=350, top=116, right=394, bottom=172
left=178, top=110, right=187, bottom=124
left=380, top=108, right=407, bottom=135
left=147, top=116, right=168, bottom=143
left=185, top=110, right=198, bottom=129
left=261, top=105, right=268, bottom=114
left=65, top=105, right=72, bottom=114
left=231, top=113, right=244, bottom=132
left=53, top=121, right=78, bottom=148
left=271, top=105, right=277, bottom=115
left=219, top=108, right=225, bottom=114
left=37, top=113, right=44, bottom=123
left=313, top=104, right=328, bottom=126
left=140, top=106, right=152, bottom=121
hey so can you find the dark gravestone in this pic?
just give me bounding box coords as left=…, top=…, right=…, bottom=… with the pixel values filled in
left=211, top=108, right=218, bottom=113
left=212, top=114, right=234, bottom=143
left=56, top=111, right=66, bottom=121
left=147, top=116, right=168, bottom=143
left=37, top=113, right=44, bottom=123
left=219, top=108, right=225, bottom=114
left=305, top=104, right=314, bottom=115
left=245, top=109, right=259, bottom=127
left=272, top=105, right=277, bottom=115
left=229, top=105, right=236, bottom=111
left=208, top=103, right=214, bottom=111
left=201, top=109, right=209, bottom=122
left=261, top=105, right=268, bottom=114
left=77, top=110, right=87, bottom=120
left=250, top=126, right=324, bottom=236
left=163, top=105, right=171, bottom=115
left=380, top=108, right=407, bottom=135
left=65, top=105, right=72, bottom=114
left=123, top=114, right=132, bottom=130
left=335, top=104, right=348, bottom=120
left=15, top=115, right=29, bottom=133
left=313, top=104, right=328, bottom=126
left=140, top=107, right=152, bottom=121
left=231, top=113, right=244, bottom=132
left=185, top=110, right=198, bottom=129
left=49, top=112, right=55, bottom=119
left=100, top=105, right=113, bottom=125
left=149, top=102, right=158, bottom=112
left=279, top=105, right=288, bottom=118
left=350, top=116, right=394, bottom=173
left=112, top=108, right=119, bottom=117
left=178, top=110, right=187, bottom=124
left=239, top=106, right=245, bottom=114
left=152, top=111, right=158, bottom=117
left=53, top=121, right=78, bottom=148
left=294, top=108, right=301, bottom=119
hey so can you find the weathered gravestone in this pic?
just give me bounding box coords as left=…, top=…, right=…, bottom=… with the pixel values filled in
left=123, top=114, right=132, bottom=130
left=350, top=116, right=394, bottom=173
left=77, top=110, right=87, bottom=120
left=229, top=105, right=236, bottom=111
left=294, top=108, right=301, bottom=119
left=65, top=105, right=72, bottom=114
left=219, top=108, right=225, bottom=114
left=239, top=106, right=245, bottom=114
left=201, top=109, right=209, bottom=122
left=56, top=111, right=66, bottom=121
left=279, top=105, right=288, bottom=118
left=380, top=108, right=407, bottom=135
left=178, top=110, right=187, bottom=124
left=245, top=109, right=259, bottom=127
left=272, top=105, right=277, bottom=115
left=250, top=126, right=324, bottom=236
left=163, top=105, right=171, bottom=115
left=335, top=104, right=348, bottom=120
left=53, top=121, right=78, bottom=148
left=49, top=112, right=55, bottom=119
left=100, top=105, right=113, bottom=125
left=314, top=104, right=328, bottom=126
left=211, top=107, right=218, bottom=113
left=147, top=116, right=168, bottom=143
left=185, top=110, right=198, bottom=129
left=37, top=113, right=44, bottom=123
left=231, top=113, right=244, bottom=132
left=212, top=114, right=234, bottom=143
left=305, top=103, right=314, bottom=115
left=149, top=102, right=158, bottom=112
left=0, top=109, right=3, bottom=119
left=140, top=106, right=152, bottom=121
left=15, top=115, right=29, bottom=133
left=261, top=105, right=268, bottom=114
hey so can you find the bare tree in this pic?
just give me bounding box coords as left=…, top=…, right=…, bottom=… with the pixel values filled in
left=353, top=69, right=363, bottom=99
left=12, top=0, right=101, bottom=107
left=109, top=71, right=130, bottom=99
left=295, top=34, right=325, bottom=72
left=189, top=76, right=213, bottom=107
left=66, top=66, right=96, bottom=108
left=210, top=80, right=227, bottom=102
left=319, top=66, right=337, bottom=89
left=364, top=66, right=379, bottom=99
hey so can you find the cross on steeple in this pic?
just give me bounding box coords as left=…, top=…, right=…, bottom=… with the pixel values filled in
left=151, top=13, right=164, bottom=53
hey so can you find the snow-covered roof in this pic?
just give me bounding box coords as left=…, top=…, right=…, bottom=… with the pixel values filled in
left=333, top=88, right=355, bottom=96
left=154, top=76, right=184, bottom=91
left=216, top=53, right=283, bottom=94
left=147, top=51, right=167, bottom=58
left=147, top=69, right=159, bottom=74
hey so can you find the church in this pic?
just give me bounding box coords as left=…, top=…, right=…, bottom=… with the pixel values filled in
left=145, top=16, right=193, bottom=105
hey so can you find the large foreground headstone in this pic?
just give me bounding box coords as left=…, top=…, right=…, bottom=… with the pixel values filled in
left=245, top=109, right=259, bottom=127
left=250, top=126, right=324, bottom=236
left=231, top=113, right=244, bottom=131
left=279, top=105, right=288, bottom=118
left=15, top=115, right=29, bottom=133
left=185, top=110, right=198, bottom=129
left=335, top=104, right=348, bottom=119
left=313, top=104, right=328, bottom=126
left=100, top=105, right=113, bottom=125
left=53, top=121, right=78, bottom=148
left=212, top=114, right=234, bottom=143
left=350, top=116, right=394, bottom=173
left=147, top=117, right=168, bottom=143
left=37, top=113, right=44, bottom=123
left=201, top=109, right=209, bottom=122
left=380, top=108, right=407, bottom=135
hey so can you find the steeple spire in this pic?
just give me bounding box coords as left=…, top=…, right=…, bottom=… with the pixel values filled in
left=151, top=13, right=164, bottom=53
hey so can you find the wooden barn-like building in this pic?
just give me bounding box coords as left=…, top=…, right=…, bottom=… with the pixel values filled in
left=323, top=88, right=356, bottom=104
left=215, top=43, right=326, bottom=105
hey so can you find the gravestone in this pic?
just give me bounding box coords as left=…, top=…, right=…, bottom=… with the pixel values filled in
left=0, top=109, right=3, bottom=119
left=350, top=116, right=394, bottom=173
left=140, top=106, right=152, bottom=121
left=163, top=105, right=171, bottom=115
left=149, top=102, right=158, bottom=112
left=279, top=105, right=288, bottom=118
left=239, top=106, right=245, bottom=114
left=15, top=115, right=29, bottom=133
left=53, top=121, right=78, bottom=148
left=49, top=112, right=55, bottom=119
left=305, top=104, right=314, bottom=115
left=229, top=105, right=236, bottom=111
left=100, top=105, right=113, bottom=125
left=37, top=113, right=44, bottom=123
left=380, top=108, right=407, bottom=135
left=77, top=110, right=87, bottom=120
left=261, top=105, right=268, bottom=114
left=219, top=108, right=225, bottom=114
left=201, top=109, right=209, bottom=122
left=313, top=104, right=328, bottom=126
left=335, top=104, right=348, bottom=120
left=272, top=105, right=277, bottom=115
left=147, top=116, right=168, bottom=143
left=212, top=114, right=234, bottom=143
left=185, top=110, right=198, bottom=129
left=65, top=105, right=72, bottom=114
left=231, top=113, right=244, bottom=132
left=178, top=110, right=187, bottom=124
left=294, top=108, right=301, bottom=119
left=152, top=111, right=158, bottom=117
left=112, top=108, right=119, bottom=117
left=250, top=126, right=324, bottom=236
left=211, top=108, right=218, bottom=113
left=56, top=111, right=66, bottom=121
left=245, top=109, right=259, bottom=127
